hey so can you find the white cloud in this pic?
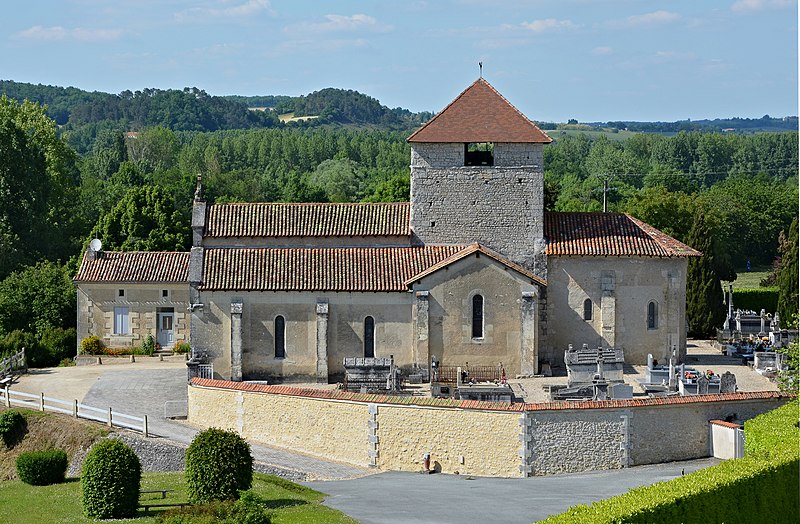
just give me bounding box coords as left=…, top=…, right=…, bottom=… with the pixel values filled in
left=285, top=14, right=392, bottom=34
left=731, top=0, right=794, bottom=12
left=592, top=46, right=613, bottom=56
left=521, top=18, right=577, bottom=33
left=15, top=26, right=122, bottom=42
left=611, top=10, right=680, bottom=28
left=175, top=0, right=272, bottom=22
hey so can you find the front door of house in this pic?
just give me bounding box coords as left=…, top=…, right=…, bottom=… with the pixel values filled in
left=157, top=311, right=175, bottom=349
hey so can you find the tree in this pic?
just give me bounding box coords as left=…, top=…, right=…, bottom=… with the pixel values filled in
left=0, top=96, right=81, bottom=278
left=0, top=261, right=76, bottom=339
left=91, top=185, right=190, bottom=251
left=364, top=174, right=409, bottom=202
left=686, top=210, right=726, bottom=338
left=777, top=218, right=798, bottom=327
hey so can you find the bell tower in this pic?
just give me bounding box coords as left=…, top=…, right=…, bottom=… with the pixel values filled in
left=407, top=78, right=551, bottom=277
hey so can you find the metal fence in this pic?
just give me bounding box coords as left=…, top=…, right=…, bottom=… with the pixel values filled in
left=437, top=364, right=503, bottom=384
left=0, top=387, right=148, bottom=436
left=197, top=364, right=214, bottom=379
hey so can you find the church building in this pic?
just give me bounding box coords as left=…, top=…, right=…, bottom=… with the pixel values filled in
left=75, top=78, right=699, bottom=381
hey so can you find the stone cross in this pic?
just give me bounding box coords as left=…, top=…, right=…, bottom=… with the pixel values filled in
left=720, top=371, right=736, bottom=393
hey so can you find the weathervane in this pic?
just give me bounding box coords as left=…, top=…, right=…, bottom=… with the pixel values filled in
left=479, top=61, right=483, bottom=78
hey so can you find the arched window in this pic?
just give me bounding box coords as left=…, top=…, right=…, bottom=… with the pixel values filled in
left=472, top=294, right=484, bottom=339
left=647, top=301, right=658, bottom=330
left=274, top=315, right=286, bottom=358
left=364, top=316, right=375, bottom=358
left=583, top=298, right=593, bottom=321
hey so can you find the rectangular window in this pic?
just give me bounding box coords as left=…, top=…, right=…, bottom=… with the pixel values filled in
left=118, top=289, right=125, bottom=298
left=465, top=142, right=494, bottom=166
left=114, top=307, right=130, bottom=335
left=161, top=289, right=169, bottom=299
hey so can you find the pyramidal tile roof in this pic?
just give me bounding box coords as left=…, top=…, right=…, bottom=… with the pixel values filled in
left=544, top=212, right=701, bottom=258
left=204, top=202, right=410, bottom=238
left=407, top=78, right=552, bottom=144
left=74, top=251, right=190, bottom=283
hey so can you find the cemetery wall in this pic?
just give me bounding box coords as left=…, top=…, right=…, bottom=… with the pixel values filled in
left=188, top=379, right=789, bottom=478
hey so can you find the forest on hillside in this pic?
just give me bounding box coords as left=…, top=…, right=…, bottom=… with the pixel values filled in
left=0, top=88, right=797, bottom=363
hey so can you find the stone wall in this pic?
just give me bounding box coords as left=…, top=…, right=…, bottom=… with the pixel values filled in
left=376, top=404, right=520, bottom=477
left=545, top=257, right=689, bottom=366
left=188, top=384, right=372, bottom=466
left=188, top=379, right=789, bottom=478
left=411, top=253, right=541, bottom=376
left=76, top=283, right=189, bottom=350
left=192, top=291, right=415, bottom=381
left=410, top=143, right=546, bottom=276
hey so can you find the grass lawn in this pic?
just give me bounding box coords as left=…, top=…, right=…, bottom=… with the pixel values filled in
left=0, top=472, right=356, bottom=523
left=722, top=265, right=773, bottom=290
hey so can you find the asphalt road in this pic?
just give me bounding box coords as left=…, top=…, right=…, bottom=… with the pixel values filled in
left=307, top=458, right=719, bottom=524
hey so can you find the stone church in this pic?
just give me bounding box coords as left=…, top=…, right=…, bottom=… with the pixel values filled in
left=75, top=78, right=699, bottom=382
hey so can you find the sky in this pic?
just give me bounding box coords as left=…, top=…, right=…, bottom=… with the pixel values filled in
left=0, top=0, right=797, bottom=122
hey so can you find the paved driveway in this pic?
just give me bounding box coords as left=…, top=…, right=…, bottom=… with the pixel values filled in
left=307, top=458, right=719, bottom=524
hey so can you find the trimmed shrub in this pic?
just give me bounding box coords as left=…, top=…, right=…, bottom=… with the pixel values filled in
left=733, top=287, right=779, bottom=314
left=539, top=400, right=799, bottom=524
left=79, top=336, right=104, bottom=356
left=186, top=428, right=253, bottom=503
left=0, top=409, right=27, bottom=448
left=16, top=449, right=68, bottom=485
left=81, top=438, right=141, bottom=519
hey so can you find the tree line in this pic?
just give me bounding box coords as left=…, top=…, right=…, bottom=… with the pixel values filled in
left=0, top=94, right=797, bottom=360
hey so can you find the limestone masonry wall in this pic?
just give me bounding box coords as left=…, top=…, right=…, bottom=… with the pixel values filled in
left=410, top=142, right=545, bottom=276
left=188, top=380, right=789, bottom=478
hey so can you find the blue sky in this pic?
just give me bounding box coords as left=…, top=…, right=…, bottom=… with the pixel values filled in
left=1, top=1, right=797, bottom=121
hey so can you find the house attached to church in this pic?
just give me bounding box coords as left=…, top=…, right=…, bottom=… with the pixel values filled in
left=75, top=78, right=699, bottom=381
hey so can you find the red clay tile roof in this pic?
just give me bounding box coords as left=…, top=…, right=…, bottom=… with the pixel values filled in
left=74, top=251, right=189, bottom=283
left=204, top=202, right=410, bottom=238
left=200, top=246, right=464, bottom=292
left=405, top=243, right=546, bottom=287
left=544, top=212, right=701, bottom=258
left=191, top=378, right=791, bottom=412
left=407, top=78, right=551, bottom=144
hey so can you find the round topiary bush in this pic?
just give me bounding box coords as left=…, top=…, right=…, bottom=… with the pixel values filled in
left=81, top=439, right=141, bottom=519
left=186, top=427, right=253, bottom=503
left=0, top=409, right=26, bottom=448
left=79, top=336, right=104, bottom=356
left=16, top=449, right=68, bottom=485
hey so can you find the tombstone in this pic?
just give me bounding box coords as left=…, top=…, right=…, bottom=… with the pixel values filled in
left=609, top=383, right=633, bottom=399
left=720, top=371, right=737, bottom=393
left=696, top=374, right=710, bottom=395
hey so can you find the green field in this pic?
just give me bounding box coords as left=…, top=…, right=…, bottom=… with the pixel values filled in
left=543, top=128, right=643, bottom=141
left=0, top=472, right=355, bottom=523
left=722, top=266, right=773, bottom=290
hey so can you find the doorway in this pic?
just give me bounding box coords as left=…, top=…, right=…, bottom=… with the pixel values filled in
left=157, top=309, right=175, bottom=349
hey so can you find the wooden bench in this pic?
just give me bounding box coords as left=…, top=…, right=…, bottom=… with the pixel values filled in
left=139, top=502, right=190, bottom=515
left=140, top=489, right=173, bottom=499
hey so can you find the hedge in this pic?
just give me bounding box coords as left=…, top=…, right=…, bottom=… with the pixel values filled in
left=81, top=439, right=141, bottom=519
left=186, top=427, right=253, bottom=503
left=538, top=400, right=799, bottom=524
left=733, top=288, right=779, bottom=314
left=0, top=409, right=26, bottom=448
left=16, top=449, right=68, bottom=485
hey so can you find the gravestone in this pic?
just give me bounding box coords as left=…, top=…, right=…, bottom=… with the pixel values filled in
left=720, top=371, right=736, bottom=393
left=696, top=374, right=709, bottom=394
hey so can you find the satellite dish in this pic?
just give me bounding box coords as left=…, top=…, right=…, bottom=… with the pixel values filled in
left=90, top=238, right=102, bottom=252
